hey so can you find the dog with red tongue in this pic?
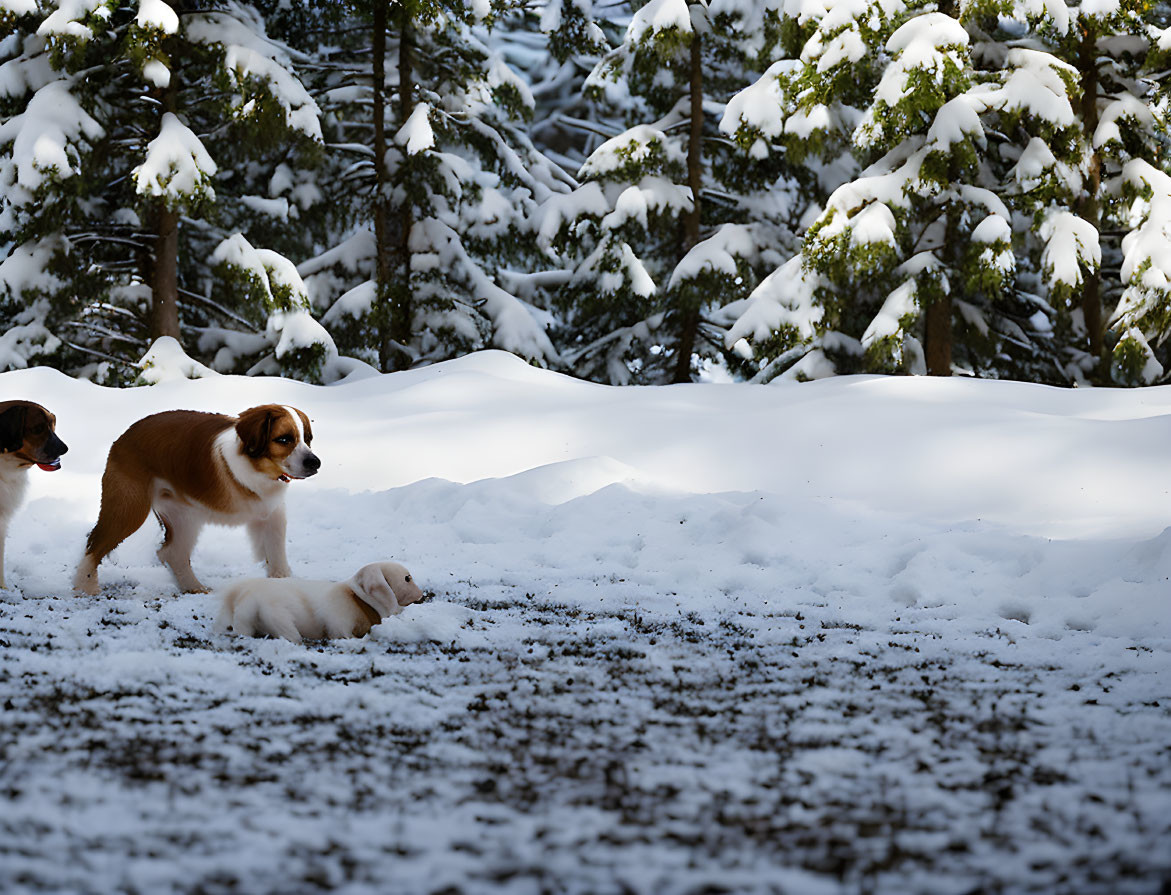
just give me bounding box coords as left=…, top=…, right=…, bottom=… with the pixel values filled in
left=0, top=400, right=68, bottom=589
left=74, top=404, right=319, bottom=596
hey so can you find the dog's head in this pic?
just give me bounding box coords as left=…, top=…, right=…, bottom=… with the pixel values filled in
left=348, top=561, right=425, bottom=619
left=235, top=404, right=320, bottom=482
left=0, top=400, right=68, bottom=471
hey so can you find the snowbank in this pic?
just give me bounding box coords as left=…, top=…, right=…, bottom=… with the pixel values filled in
left=1, top=353, right=1169, bottom=894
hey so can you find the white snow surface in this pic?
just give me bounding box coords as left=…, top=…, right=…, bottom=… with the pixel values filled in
left=1, top=352, right=1169, bottom=894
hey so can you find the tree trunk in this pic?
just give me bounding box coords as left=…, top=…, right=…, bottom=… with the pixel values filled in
left=924, top=289, right=952, bottom=376
left=148, top=77, right=180, bottom=344
left=389, top=6, right=415, bottom=371
left=149, top=205, right=181, bottom=341
left=923, top=0, right=957, bottom=377
left=671, top=32, right=704, bottom=384
left=1077, top=25, right=1104, bottom=364
left=925, top=205, right=959, bottom=376
left=371, top=1, right=393, bottom=371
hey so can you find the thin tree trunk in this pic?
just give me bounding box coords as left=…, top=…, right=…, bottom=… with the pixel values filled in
left=148, top=78, right=180, bottom=343
left=924, top=0, right=956, bottom=377
left=1077, top=25, right=1104, bottom=364
left=671, top=32, right=704, bottom=384
left=925, top=206, right=958, bottom=376
left=149, top=206, right=181, bottom=341
left=924, top=288, right=952, bottom=375
left=371, top=1, right=392, bottom=371
left=389, top=6, right=415, bottom=371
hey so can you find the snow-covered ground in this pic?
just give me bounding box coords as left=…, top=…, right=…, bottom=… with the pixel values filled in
left=1, top=351, right=1169, bottom=894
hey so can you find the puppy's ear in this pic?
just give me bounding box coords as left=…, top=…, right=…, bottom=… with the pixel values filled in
left=0, top=405, right=27, bottom=453
left=235, top=406, right=277, bottom=458
left=349, top=563, right=401, bottom=619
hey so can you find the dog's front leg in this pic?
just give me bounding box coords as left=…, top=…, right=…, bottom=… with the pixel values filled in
left=248, top=506, right=291, bottom=578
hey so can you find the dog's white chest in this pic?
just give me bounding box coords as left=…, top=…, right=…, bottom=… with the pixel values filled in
left=0, top=464, right=29, bottom=523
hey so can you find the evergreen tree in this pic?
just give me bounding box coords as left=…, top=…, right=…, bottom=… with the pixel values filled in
left=724, top=3, right=1025, bottom=381
left=722, top=0, right=1171, bottom=385
left=978, top=0, right=1171, bottom=385
left=0, top=0, right=331, bottom=382
left=299, top=0, right=568, bottom=374
left=540, top=0, right=804, bottom=384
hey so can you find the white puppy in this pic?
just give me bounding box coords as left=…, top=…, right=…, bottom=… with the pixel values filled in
left=215, top=561, right=424, bottom=643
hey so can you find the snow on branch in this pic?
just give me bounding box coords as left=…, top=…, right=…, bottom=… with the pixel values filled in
left=133, top=112, right=217, bottom=210
left=856, top=13, right=970, bottom=150
left=725, top=255, right=823, bottom=349
left=187, top=3, right=322, bottom=141
left=212, top=232, right=338, bottom=381
left=1108, top=161, right=1171, bottom=364
left=135, top=0, right=178, bottom=33
left=37, top=0, right=111, bottom=42
left=981, top=49, right=1078, bottom=131
left=626, top=0, right=693, bottom=45
left=797, top=0, right=905, bottom=73
left=396, top=104, right=435, bottom=155
left=719, top=59, right=839, bottom=157
left=1038, top=209, right=1100, bottom=295
left=1008, top=137, right=1077, bottom=194
left=578, top=125, right=685, bottom=181
left=668, top=224, right=758, bottom=291
left=213, top=232, right=310, bottom=312
left=0, top=79, right=104, bottom=200
left=411, top=218, right=558, bottom=365
left=0, top=0, right=37, bottom=16
left=536, top=182, right=609, bottom=254
left=0, top=236, right=67, bottom=298
left=1094, top=95, right=1155, bottom=153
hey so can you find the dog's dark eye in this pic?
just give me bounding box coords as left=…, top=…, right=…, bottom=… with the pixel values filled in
left=405, top=575, right=412, bottom=583
left=274, top=435, right=293, bottom=445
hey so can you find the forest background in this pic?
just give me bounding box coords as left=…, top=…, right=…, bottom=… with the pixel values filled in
left=2, top=0, right=1171, bottom=388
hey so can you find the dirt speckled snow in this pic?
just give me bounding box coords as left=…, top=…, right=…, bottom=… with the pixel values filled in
left=2, top=353, right=1169, bottom=894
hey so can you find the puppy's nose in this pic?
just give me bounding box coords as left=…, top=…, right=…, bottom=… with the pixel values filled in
left=50, top=435, right=67, bottom=456
left=304, top=452, right=320, bottom=471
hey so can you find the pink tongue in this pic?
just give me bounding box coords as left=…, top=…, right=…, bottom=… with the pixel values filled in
left=37, top=460, right=61, bottom=472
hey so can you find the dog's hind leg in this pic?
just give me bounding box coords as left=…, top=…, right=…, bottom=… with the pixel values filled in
left=256, top=600, right=303, bottom=643
left=155, top=502, right=208, bottom=593
left=74, top=463, right=151, bottom=596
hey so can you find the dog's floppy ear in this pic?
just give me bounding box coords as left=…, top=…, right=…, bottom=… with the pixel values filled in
left=0, top=404, right=27, bottom=453
left=235, top=406, right=278, bottom=458
left=349, top=563, right=401, bottom=619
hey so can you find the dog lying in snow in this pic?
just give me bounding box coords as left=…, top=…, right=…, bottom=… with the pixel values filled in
left=215, top=561, right=424, bottom=643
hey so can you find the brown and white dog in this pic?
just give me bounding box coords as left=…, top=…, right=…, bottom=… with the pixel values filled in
left=73, top=404, right=319, bottom=595
left=215, top=561, right=425, bottom=643
left=0, top=400, right=68, bottom=589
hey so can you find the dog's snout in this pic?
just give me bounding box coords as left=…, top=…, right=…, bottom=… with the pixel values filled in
left=303, top=452, right=320, bottom=471
left=50, top=435, right=67, bottom=457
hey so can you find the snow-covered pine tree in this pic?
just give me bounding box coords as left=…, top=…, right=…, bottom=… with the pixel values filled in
left=724, top=2, right=1030, bottom=381
left=539, top=0, right=802, bottom=384
left=971, top=0, right=1171, bottom=385
left=299, top=0, right=568, bottom=373
left=0, top=0, right=331, bottom=382
left=724, top=0, right=1171, bottom=385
